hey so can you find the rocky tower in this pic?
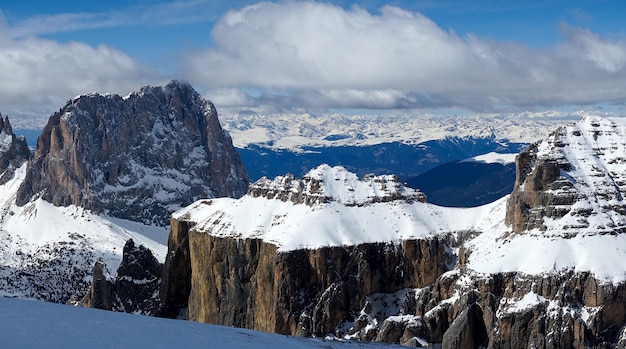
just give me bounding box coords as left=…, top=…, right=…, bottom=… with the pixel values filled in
left=15, top=81, right=249, bottom=225
left=506, top=115, right=626, bottom=234
left=0, top=114, right=30, bottom=184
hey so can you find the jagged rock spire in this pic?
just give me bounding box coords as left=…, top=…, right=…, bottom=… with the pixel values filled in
left=16, top=81, right=249, bottom=226
left=0, top=113, right=30, bottom=184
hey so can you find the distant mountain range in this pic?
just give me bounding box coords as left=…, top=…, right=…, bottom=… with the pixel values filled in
left=219, top=111, right=583, bottom=149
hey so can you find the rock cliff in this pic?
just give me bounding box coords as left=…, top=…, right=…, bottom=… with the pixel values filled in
left=15, top=80, right=249, bottom=225
left=0, top=114, right=30, bottom=184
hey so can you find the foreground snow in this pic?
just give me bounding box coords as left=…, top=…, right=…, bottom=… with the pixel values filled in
left=0, top=297, right=409, bottom=349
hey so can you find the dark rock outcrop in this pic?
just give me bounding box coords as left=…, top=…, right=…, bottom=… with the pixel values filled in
left=82, top=239, right=162, bottom=315
left=15, top=80, right=249, bottom=225
left=157, top=215, right=195, bottom=318
left=0, top=114, right=30, bottom=184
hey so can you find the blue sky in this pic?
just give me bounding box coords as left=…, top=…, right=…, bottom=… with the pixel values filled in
left=1, top=0, right=626, bottom=121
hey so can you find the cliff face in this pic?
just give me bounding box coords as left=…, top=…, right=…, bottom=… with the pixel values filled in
left=0, top=114, right=30, bottom=184
left=167, top=209, right=626, bottom=348
left=15, top=80, right=249, bottom=225
left=164, top=212, right=449, bottom=337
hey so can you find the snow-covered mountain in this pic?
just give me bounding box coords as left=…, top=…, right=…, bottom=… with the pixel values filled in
left=0, top=81, right=248, bottom=304
left=166, top=115, right=626, bottom=347
left=0, top=163, right=167, bottom=302
left=219, top=111, right=583, bottom=150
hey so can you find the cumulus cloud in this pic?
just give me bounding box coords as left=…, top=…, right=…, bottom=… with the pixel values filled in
left=184, top=1, right=626, bottom=112
left=0, top=18, right=159, bottom=121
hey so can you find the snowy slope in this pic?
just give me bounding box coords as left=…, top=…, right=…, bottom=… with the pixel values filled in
left=465, top=116, right=626, bottom=282
left=0, top=297, right=408, bottom=349
left=219, top=111, right=584, bottom=150
left=0, top=164, right=167, bottom=301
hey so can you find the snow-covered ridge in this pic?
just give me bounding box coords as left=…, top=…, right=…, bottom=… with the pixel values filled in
left=175, top=164, right=499, bottom=251
left=465, top=115, right=626, bottom=282
left=247, top=164, right=426, bottom=206
left=218, top=111, right=593, bottom=150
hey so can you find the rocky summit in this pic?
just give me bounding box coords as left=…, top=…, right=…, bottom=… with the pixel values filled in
left=15, top=80, right=249, bottom=226
left=506, top=115, right=626, bottom=234
left=158, top=116, right=626, bottom=348
left=0, top=114, right=30, bottom=184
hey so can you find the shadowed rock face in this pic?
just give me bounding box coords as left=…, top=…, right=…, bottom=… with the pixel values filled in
left=0, top=114, right=30, bottom=184
left=15, top=81, right=249, bottom=226
left=160, top=212, right=450, bottom=335
left=81, top=239, right=163, bottom=315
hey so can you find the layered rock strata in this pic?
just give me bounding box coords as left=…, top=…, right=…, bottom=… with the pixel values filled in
left=506, top=116, right=626, bottom=234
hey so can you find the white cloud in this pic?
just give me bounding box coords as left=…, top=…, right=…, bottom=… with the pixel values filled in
left=0, top=19, right=158, bottom=121
left=184, top=1, right=626, bottom=112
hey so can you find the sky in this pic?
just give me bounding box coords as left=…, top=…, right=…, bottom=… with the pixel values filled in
left=1, top=0, right=626, bottom=124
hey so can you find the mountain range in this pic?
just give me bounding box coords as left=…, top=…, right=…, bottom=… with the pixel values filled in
left=161, top=115, right=626, bottom=348
left=222, top=112, right=569, bottom=182
left=2, top=81, right=626, bottom=348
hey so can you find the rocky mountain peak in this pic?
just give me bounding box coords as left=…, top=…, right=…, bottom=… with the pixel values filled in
left=0, top=114, right=30, bottom=184
left=506, top=115, right=626, bottom=234
left=15, top=80, right=249, bottom=225
left=248, top=164, right=426, bottom=206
